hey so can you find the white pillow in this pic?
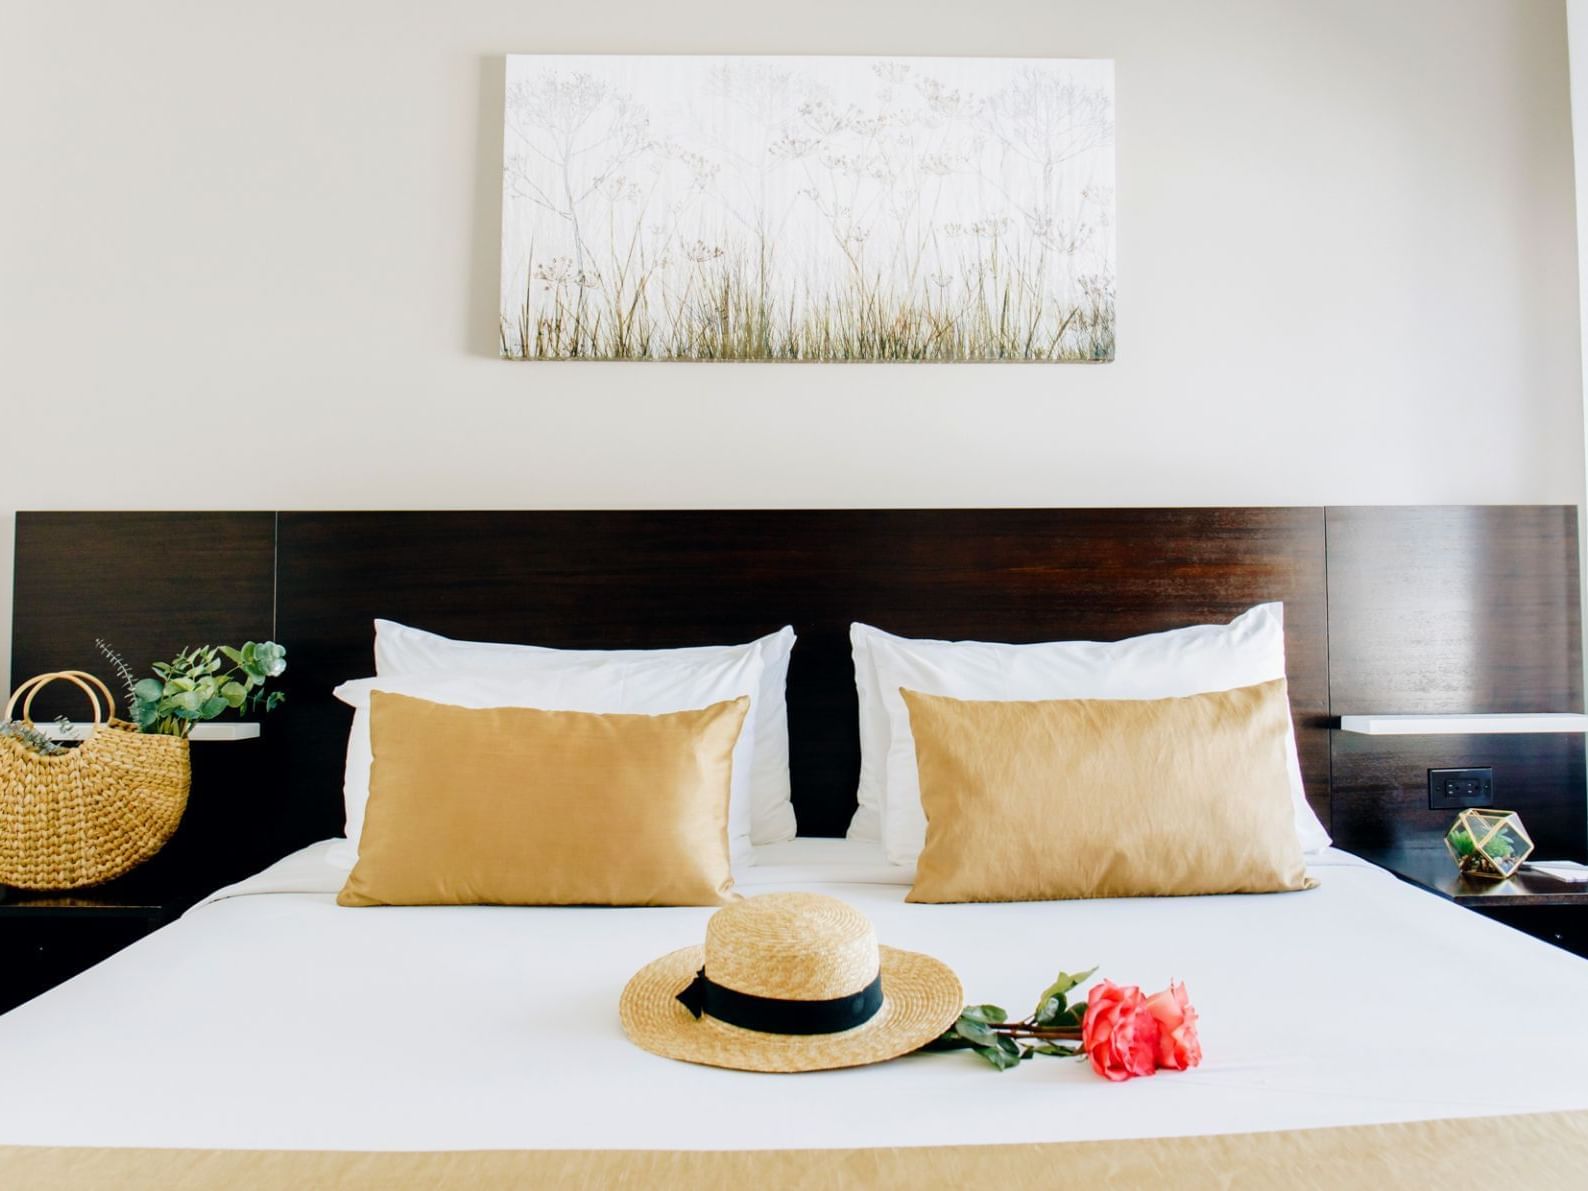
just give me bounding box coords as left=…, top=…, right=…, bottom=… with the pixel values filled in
left=373, top=620, right=797, bottom=845
left=846, top=626, right=887, bottom=841
left=856, top=603, right=1331, bottom=866
left=328, top=646, right=765, bottom=872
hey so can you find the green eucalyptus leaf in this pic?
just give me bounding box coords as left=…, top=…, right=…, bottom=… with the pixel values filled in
left=131, top=640, right=286, bottom=729
left=253, top=641, right=287, bottom=678
left=264, top=691, right=285, bottom=712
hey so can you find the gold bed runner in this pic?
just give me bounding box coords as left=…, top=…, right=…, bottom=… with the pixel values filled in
left=4, top=1110, right=1586, bottom=1190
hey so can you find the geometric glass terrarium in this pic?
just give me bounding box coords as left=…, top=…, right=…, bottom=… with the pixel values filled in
left=1444, top=808, right=1534, bottom=880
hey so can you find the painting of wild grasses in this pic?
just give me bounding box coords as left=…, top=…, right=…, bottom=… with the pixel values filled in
left=500, top=55, right=1115, bottom=362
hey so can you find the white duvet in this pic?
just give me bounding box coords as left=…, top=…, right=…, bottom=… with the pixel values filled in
left=1, top=840, right=1586, bottom=1153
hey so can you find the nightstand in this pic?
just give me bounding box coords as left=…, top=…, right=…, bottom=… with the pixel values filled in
left=0, top=734, right=283, bottom=1015
left=0, top=891, right=172, bottom=1014
left=1359, top=844, right=1588, bottom=959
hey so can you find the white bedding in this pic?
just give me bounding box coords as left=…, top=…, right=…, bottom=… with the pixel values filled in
left=2, top=838, right=1586, bottom=1153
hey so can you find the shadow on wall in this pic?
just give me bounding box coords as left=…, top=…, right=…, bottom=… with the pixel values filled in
left=467, top=56, right=508, bottom=360
left=0, top=515, right=13, bottom=689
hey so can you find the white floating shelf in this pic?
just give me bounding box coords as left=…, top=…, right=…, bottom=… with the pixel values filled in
left=1337, top=713, right=1588, bottom=736
left=38, top=721, right=262, bottom=742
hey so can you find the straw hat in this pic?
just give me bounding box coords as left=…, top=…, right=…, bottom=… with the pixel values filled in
left=620, top=892, right=963, bottom=1073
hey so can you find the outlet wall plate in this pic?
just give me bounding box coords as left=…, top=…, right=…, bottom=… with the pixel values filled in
left=1428, top=767, right=1494, bottom=810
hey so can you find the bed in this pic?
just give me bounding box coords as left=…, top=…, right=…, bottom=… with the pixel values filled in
left=2, top=838, right=1588, bottom=1185
left=4, top=507, right=1587, bottom=1186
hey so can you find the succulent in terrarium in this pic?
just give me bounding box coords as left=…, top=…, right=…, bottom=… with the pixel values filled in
left=1445, top=809, right=1533, bottom=879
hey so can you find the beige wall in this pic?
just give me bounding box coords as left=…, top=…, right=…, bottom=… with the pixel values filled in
left=0, top=0, right=1580, bottom=685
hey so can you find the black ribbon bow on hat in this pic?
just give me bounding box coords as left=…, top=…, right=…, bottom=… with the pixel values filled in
left=677, top=968, right=711, bottom=1019
left=677, top=967, right=884, bottom=1036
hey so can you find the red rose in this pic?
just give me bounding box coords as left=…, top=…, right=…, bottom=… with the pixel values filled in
left=1080, top=980, right=1160, bottom=1081
left=1143, top=981, right=1202, bottom=1071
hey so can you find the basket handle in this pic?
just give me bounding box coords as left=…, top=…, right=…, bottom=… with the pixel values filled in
left=57, top=670, right=119, bottom=718
left=4, top=671, right=113, bottom=728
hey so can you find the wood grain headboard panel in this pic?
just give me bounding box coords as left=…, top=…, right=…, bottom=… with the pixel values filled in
left=12, top=506, right=1581, bottom=860
left=271, top=509, right=1329, bottom=844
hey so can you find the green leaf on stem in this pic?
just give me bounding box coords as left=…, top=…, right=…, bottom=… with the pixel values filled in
left=974, top=1037, right=1025, bottom=1071
left=1032, top=968, right=1097, bottom=1024
left=960, top=1004, right=1008, bottom=1025
left=1030, top=1043, right=1081, bottom=1058
left=920, top=1032, right=977, bottom=1052
left=124, top=641, right=288, bottom=733
left=954, top=1018, right=1001, bottom=1048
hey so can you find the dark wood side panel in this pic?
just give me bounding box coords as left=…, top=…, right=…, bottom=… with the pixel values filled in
left=11, top=512, right=277, bottom=722
left=274, top=509, right=1329, bottom=848
left=1326, top=506, right=1582, bottom=714
left=11, top=513, right=289, bottom=897
left=1326, top=506, right=1586, bottom=858
left=1330, top=733, right=1585, bottom=858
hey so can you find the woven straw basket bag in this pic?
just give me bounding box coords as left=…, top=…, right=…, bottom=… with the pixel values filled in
left=0, top=670, right=191, bottom=890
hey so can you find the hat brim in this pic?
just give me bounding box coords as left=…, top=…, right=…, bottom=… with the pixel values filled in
left=619, top=944, right=964, bottom=1073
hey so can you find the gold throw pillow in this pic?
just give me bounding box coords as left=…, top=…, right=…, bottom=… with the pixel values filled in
left=338, top=692, right=748, bottom=908
left=903, top=679, right=1314, bottom=903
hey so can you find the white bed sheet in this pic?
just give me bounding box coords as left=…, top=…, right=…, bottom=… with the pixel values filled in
left=1, top=838, right=1586, bottom=1153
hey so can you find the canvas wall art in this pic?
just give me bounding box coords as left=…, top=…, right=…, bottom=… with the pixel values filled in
left=500, top=55, right=1115, bottom=362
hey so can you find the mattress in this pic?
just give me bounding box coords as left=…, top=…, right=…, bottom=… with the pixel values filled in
left=3, top=841, right=1588, bottom=1190
left=2, top=838, right=1586, bottom=1160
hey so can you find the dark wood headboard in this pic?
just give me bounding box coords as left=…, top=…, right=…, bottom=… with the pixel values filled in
left=12, top=507, right=1585, bottom=861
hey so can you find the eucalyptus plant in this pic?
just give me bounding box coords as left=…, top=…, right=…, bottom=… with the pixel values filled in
left=0, top=718, right=71, bottom=756
left=97, top=639, right=286, bottom=738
